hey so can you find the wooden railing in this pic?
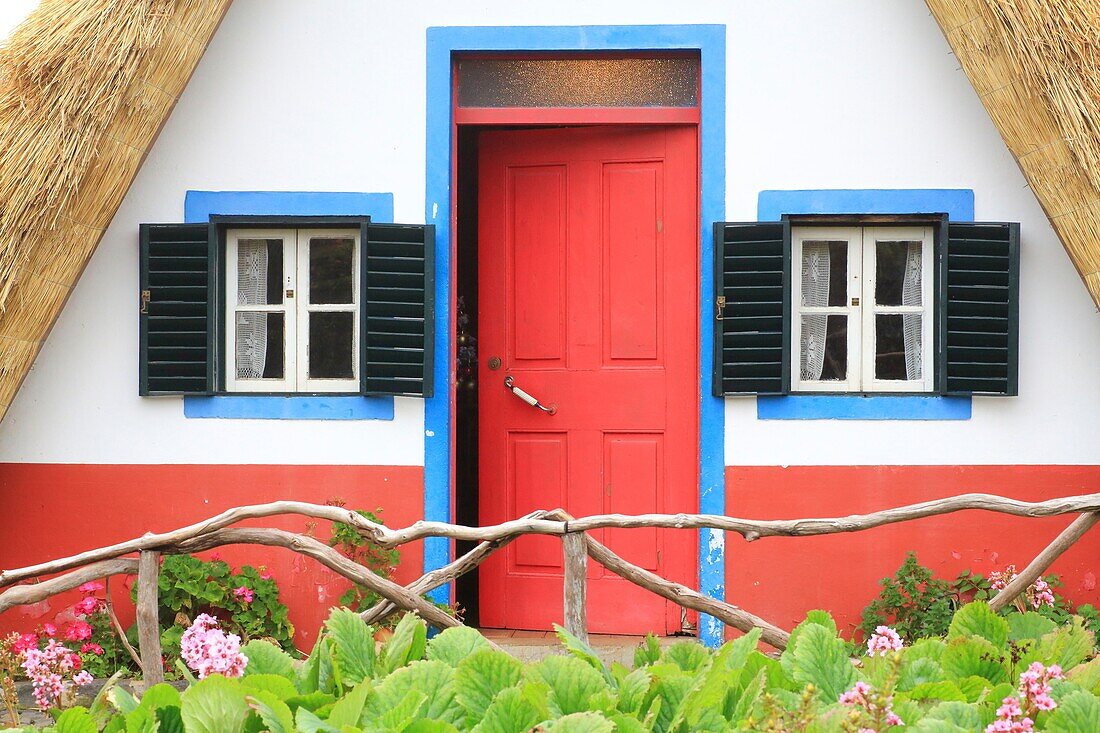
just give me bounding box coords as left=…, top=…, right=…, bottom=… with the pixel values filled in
left=1, top=492, right=1098, bottom=682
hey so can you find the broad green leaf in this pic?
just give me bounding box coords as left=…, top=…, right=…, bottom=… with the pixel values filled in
left=455, top=648, right=524, bottom=723
left=923, top=701, right=982, bottom=729
left=295, top=707, right=340, bottom=733
left=364, top=688, right=427, bottom=732
left=285, top=691, right=338, bottom=713
left=614, top=668, right=652, bottom=715
left=1045, top=690, right=1100, bottom=733
left=607, top=713, right=645, bottom=733
left=403, top=722, right=459, bottom=733
left=719, top=628, right=762, bottom=677
left=104, top=714, right=127, bottom=733
left=241, top=674, right=298, bottom=701
left=126, top=683, right=184, bottom=733
left=327, top=680, right=372, bottom=729
left=1023, top=618, right=1094, bottom=671
left=1066, top=656, right=1100, bottom=693
left=380, top=613, right=427, bottom=675
left=939, top=636, right=1007, bottom=684
left=729, top=667, right=766, bottom=724
left=180, top=676, right=250, bottom=733
left=108, top=687, right=140, bottom=715
left=298, top=636, right=324, bottom=694
left=527, top=655, right=612, bottom=717
left=155, top=706, right=184, bottom=733
left=242, top=639, right=296, bottom=680
left=899, top=657, right=945, bottom=690
left=780, top=610, right=837, bottom=678
left=554, top=624, right=611, bottom=682
left=956, top=675, right=996, bottom=703
left=649, top=672, right=694, bottom=733
left=538, top=711, right=615, bottom=732
left=909, top=720, right=969, bottom=733
left=659, top=642, right=710, bottom=674
left=947, top=602, right=1009, bottom=649
left=788, top=623, right=856, bottom=702
left=55, top=708, right=97, bottom=733
left=426, top=625, right=492, bottom=667
left=471, top=685, right=547, bottom=733
left=88, top=670, right=126, bottom=729
left=740, top=650, right=798, bottom=692
left=906, top=681, right=968, bottom=702
left=633, top=635, right=662, bottom=668
left=1007, top=611, right=1057, bottom=641
left=246, top=690, right=295, bottom=733
left=369, top=660, right=460, bottom=727
left=904, top=638, right=946, bottom=663
left=325, top=609, right=377, bottom=684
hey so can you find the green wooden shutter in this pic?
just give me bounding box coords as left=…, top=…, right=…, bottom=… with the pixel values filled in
left=139, top=223, right=214, bottom=395
left=361, top=223, right=435, bottom=397
left=938, top=221, right=1020, bottom=395
left=713, top=221, right=790, bottom=395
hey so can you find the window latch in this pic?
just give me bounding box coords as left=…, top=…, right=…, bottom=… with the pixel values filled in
left=851, top=297, right=860, bottom=306
left=140, top=289, right=150, bottom=314
left=286, top=289, right=295, bottom=299
left=715, top=295, right=726, bottom=320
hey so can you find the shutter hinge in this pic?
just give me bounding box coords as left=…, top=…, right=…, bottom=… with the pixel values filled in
left=715, top=295, right=726, bottom=320
left=140, top=289, right=151, bottom=314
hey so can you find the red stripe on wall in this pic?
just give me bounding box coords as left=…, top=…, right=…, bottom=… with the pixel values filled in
left=725, top=466, right=1100, bottom=638
left=0, top=464, right=424, bottom=647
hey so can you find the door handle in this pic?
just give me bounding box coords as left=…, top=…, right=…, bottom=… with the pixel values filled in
left=504, top=375, right=557, bottom=415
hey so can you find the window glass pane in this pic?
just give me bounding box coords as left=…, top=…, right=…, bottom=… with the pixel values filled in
left=876, top=313, right=922, bottom=380
left=800, top=314, right=847, bottom=381
left=875, top=240, right=922, bottom=306
left=235, top=312, right=284, bottom=379
left=801, top=241, right=847, bottom=307
left=237, top=239, right=283, bottom=305
left=456, top=56, right=699, bottom=108
left=309, top=237, right=354, bottom=304
left=309, top=311, right=354, bottom=379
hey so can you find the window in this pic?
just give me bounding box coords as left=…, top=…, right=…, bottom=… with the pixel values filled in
left=712, top=217, right=1020, bottom=397
left=226, top=228, right=359, bottom=393
left=792, top=226, right=933, bottom=393
left=138, top=217, right=435, bottom=398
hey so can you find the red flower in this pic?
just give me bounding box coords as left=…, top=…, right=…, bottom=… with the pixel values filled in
left=233, top=586, right=254, bottom=604
left=80, top=643, right=104, bottom=655
left=68, top=653, right=82, bottom=671
left=63, top=620, right=93, bottom=642
left=74, top=596, right=100, bottom=615
left=12, top=633, right=38, bottom=654
left=41, top=623, right=57, bottom=638
left=77, top=581, right=104, bottom=595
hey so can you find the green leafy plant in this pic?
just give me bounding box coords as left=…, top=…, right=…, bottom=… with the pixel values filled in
left=14, top=602, right=1100, bottom=732
left=134, top=554, right=295, bottom=663
left=325, top=504, right=401, bottom=615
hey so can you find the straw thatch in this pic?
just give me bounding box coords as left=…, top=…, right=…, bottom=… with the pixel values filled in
left=0, top=0, right=231, bottom=421
left=926, top=0, right=1100, bottom=309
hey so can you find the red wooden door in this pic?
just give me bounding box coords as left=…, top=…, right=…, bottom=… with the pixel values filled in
left=478, top=126, right=698, bottom=635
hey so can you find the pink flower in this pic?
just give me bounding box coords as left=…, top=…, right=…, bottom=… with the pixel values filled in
left=1028, top=578, right=1055, bottom=609
left=63, top=620, right=92, bottom=642
left=80, top=643, right=103, bottom=655
left=233, top=586, right=254, bottom=604
left=839, top=681, right=872, bottom=706
left=73, top=596, right=100, bottom=615
left=209, top=553, right=222, bottom=562
left=41, top=623, right=57, bottom=638
left=839, top=680, right=903, bottom=727
left=179, top=614, right=248, bottom=679
left=77, top=582, right=104, bottom=595
left=866, top=625, right=904, bottom=656
left=13, top=633, right=39, bottom=654
left=21, top=640, right=84, bottom=710
left=72, top=670, right=93, bottom=686
left=260, top=572, right=273, bottom=581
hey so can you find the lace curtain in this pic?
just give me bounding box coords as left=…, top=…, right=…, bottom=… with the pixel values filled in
left=800, top=243, right=831, bottom=381
left=901, top=242, right=923, bottom=380
left=236, top=243, right=268, bottom=379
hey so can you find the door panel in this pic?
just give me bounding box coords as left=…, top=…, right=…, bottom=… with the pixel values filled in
left=478, top=125, right=698, bottom=634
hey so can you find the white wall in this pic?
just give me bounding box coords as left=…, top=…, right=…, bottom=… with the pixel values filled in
left=0, top=0, right=1097, bottom=466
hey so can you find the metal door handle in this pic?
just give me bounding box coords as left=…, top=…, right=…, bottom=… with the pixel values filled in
left=504, top=376, right=557, bottom=415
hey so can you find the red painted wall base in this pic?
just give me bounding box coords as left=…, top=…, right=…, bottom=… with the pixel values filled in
left=725, top=466, right=1100, bottom=639
left=0, top=464, right=424, bottom=647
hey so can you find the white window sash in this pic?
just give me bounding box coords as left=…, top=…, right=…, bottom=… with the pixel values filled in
left=226, top=229, right=296, bottom=393
left=860, top=226, right=934, bottom=393
left=295, top=229, right=360, bottom=393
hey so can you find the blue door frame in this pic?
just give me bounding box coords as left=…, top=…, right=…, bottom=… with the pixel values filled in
left=424, top=24, right=727, bottom=647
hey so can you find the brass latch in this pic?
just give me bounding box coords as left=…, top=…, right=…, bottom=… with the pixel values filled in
left=140, top=289, right=151, bottom=313
left=715, top=295, right=726, bottom=320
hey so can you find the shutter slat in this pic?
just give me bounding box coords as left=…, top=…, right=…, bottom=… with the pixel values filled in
left=940, top=222, right=1019, bottom=396
left=362, top=223, right=434, bottom=397
left=140, top=223, right=213, bottom=396
left=713, top=221, right=789, bottom=395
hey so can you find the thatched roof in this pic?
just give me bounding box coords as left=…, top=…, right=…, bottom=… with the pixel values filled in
left=0, top=0, right=230, bottom=421
left=0, top=1, right=1096, bottom=422
left=926, top=0, right=1100, bottom=307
